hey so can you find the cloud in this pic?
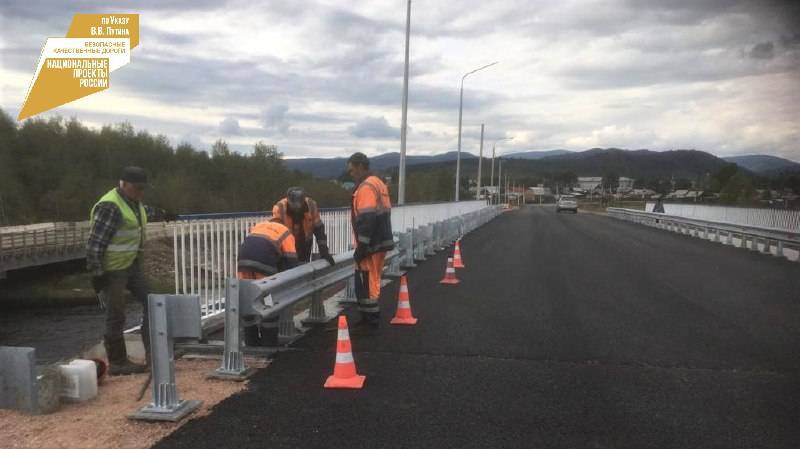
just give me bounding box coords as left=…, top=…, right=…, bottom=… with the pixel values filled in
left=1, top=0, right=798, bottom=161
left=261, top=103, right=290, bottom=134
left=349, top=116, right=399, bottom=138
left=748, top=42, right=775, bottom=60
left=219, top=117, right=241, bottom=135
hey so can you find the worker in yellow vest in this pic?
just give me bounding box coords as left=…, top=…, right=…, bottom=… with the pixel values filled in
left=87, top=166, right=151, bottom=376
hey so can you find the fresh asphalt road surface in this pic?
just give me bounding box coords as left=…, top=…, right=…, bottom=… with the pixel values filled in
left=154, top=206, right=800, bottom=449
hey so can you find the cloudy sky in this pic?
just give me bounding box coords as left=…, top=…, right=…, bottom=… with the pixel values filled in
left=1, top=0, right=799, bottom=160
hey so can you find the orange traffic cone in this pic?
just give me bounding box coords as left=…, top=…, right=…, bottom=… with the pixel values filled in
left=390, top=275, right=418, bottom=325
left=324, top=315, right=366, bottom=389
left=453, top=240, right=465, bottom=268
left=439, top=257, right=460, bottom=285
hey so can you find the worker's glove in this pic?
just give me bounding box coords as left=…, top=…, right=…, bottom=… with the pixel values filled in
left=353, top=244, right=369, bottom=263
left=92, top=274, right=108, bottom=310
left=91, top=274, right=108, bottom=294
left=319, top=244, right=335, bottom=266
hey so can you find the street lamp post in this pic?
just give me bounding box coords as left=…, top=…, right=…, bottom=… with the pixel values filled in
left=476, top=124, right=484, bottom=201
left=455, top=61, right=498, bottom=202
left=490, top=137, right=513, bottom=205
left=398, top=0, right=411, bottom=205
left=497, top=159, right=502, bottom=205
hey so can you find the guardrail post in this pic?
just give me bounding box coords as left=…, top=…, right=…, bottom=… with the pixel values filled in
left=338, top=277, right=358, bottom=304
left=775, top=240, right=784, bottom=258
left=434, top=222, right=445, bottom=250
left=278, top=308, right=302, bottom=344
left=749, top=236, right=760, bottom=252
left=447, top=219, right=456, bottom=245
left=424, top=225, right=436, bottom=256
left=130, top=294, right=202, bottom=422
left=714, top=228, right=721, bottom=242
left=725, top=231, right=733, bottom=245
left=760, top=239, right=771, bottom=255
left=210, top=278, right=255, bottom=381
left=413, top=228, right=426, bottom=262
left=399, top=232, right=416, bottom=269
left=383, top=240, right=405, bottom=278
left=703, top=227, right=709, bottom=239
left=301, top=291, right=332, bottom=326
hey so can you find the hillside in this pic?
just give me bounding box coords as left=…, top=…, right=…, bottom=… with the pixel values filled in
left=723, top=155, right=800, bottom=175
left=286, top=148, right=750, bottom=181
left=503, top=150, right=571, bottom=159
left=403, top=148, right=733, bottom=180
left=286, top=151, right=477, bottom=178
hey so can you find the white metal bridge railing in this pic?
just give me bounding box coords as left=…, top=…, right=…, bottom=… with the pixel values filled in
left=172, top=201, right=490, bottom=319
left=608, top=207, right=800, bottom=262
left=0, top=220, right=174, bottom=277
left=644, top=202, right=800, bottom=232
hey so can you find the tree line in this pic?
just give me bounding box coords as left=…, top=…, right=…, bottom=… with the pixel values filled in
left=2, top=108, right=796, bottom=226
left=0, top=109, right=352, bottom=225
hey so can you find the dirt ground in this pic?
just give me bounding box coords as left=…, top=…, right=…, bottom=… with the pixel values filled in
left=0, top=358, right=265, bottom=449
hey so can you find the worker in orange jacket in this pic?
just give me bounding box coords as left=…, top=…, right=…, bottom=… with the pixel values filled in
left=346, top=152, right=394, bottom=326
left=272, top=187, right=334, bottom=265
left=237, top=217, right=299, bottom=346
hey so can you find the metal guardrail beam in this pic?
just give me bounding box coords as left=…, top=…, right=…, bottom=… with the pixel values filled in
left=210, top=205, right=504, bottom=379
left=607, top=207, right=800, bottom=262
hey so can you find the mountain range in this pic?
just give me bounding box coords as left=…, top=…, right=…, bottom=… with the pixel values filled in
left=722, top=155, right=800, bottom=175
left=285, top=151, right=476, bottom=178
left=285, top=148, right=800, bottom=179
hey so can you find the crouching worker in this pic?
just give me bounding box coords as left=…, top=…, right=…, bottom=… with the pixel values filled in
left=272, top=187, right=335, bottom=266
left=237, top=217, right=299, bottom=346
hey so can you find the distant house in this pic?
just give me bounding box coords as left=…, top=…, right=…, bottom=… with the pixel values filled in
left=578, top=176, right=634, bottom=192
left=626, top=188, right=657, bottom=199
left=528, top=186, right=549, bottom=196
left=618, top=177, right=634, bottom=191
left=577, top=177, right=602, bottom=191
left=665, top=189, right=710, bottom=202
left=666, top=189, right=690, bottom=199
left=526, top=185, right=554, bottom=203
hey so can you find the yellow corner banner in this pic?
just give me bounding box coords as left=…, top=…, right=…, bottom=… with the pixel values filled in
left=18, top=14, right=139, bottom=121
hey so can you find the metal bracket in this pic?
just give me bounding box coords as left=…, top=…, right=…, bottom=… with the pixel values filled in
left=129, top=294, right=202, bottom=422
left=0, top=346, right=38, bottom=414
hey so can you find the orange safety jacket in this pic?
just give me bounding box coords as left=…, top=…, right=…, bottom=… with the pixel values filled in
left=351, top=174, right=394, bottom=254
left=272, top=197, right=328, bottom=261
left=237, top=221, right=299, bottom=276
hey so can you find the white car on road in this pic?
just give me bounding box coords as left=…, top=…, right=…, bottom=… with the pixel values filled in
left=556, top=195, right=578, bottom=213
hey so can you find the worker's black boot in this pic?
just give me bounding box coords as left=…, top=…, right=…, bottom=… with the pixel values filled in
left=243, top=324, right=262, bottom=346
left=260, top=326, right=280, bottom=347
left=354, top=311, right=380, bottom=335
left=363, top=311, right=380, bottom=327
left=109, top=360, right=148, bottom=376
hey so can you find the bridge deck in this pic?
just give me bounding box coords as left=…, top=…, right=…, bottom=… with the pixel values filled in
left=154, top=206, right=800, bottom=449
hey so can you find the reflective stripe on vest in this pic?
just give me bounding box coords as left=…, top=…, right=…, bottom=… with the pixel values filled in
left=90, top=188, right=147, bottom=271
left=251, top=229, right=291, bottom=250
left=276, top=198, right=319, bottom=242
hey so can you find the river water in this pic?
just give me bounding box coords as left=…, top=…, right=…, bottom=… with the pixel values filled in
left=0, top=302, right=144, bottom=364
